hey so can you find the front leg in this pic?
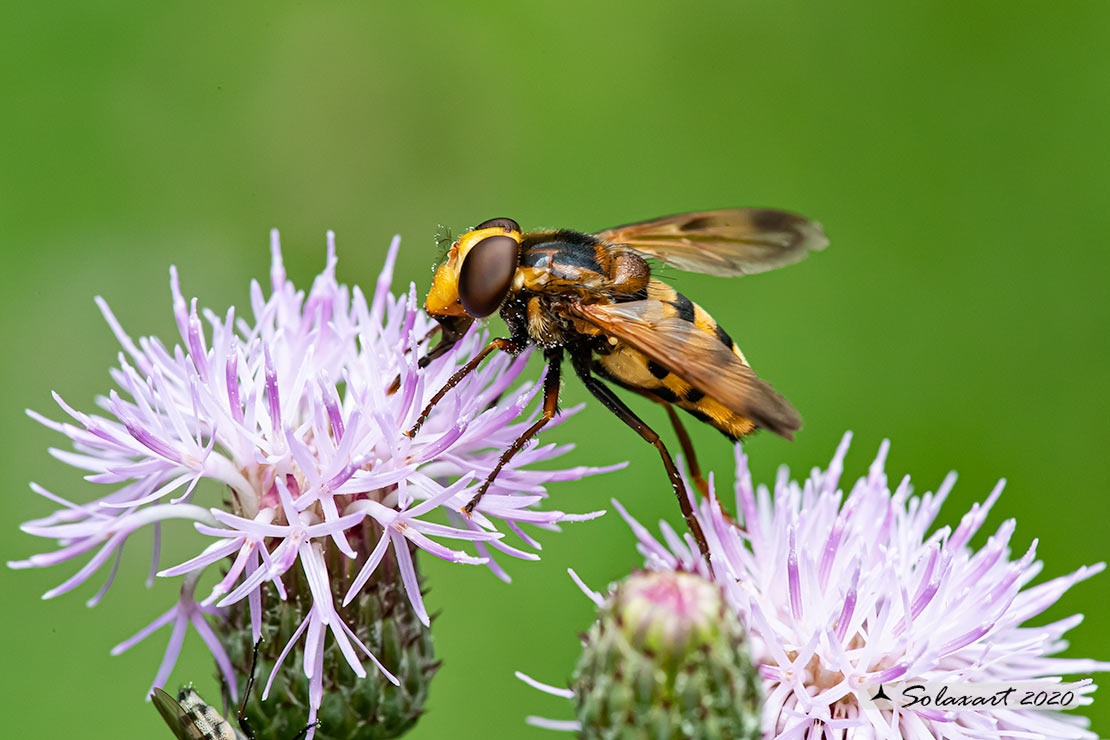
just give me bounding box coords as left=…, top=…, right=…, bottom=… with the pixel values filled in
left=419, top=314, right=475, bottom=369
left=405, top=337, right=524, bottom=437
left=386, top=324, right=443, bottom=396
left=387, top=315, right=475, bottom=396
left=463, top=348, right=563, bottom=515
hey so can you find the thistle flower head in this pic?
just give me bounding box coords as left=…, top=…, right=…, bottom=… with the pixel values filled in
left=527, top=433, right=1109, bottom=739
left=12, top=231, right=617, bottom=736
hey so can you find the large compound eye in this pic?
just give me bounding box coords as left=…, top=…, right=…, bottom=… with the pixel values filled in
left=459, top=234, right=519, bottom=317
left=475, top=217, right=520, bottom=233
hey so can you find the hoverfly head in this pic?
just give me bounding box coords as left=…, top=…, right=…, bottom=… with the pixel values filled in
left=427, top=217, right=522, bottom=319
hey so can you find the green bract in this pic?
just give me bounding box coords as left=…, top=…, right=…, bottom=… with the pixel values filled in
left=220, top=537, right=437, bottom=740
left=572, top=570, right=761, bottom=740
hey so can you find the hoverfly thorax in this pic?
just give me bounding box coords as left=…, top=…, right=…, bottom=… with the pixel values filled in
left=425, top=218, right=522, bottom=319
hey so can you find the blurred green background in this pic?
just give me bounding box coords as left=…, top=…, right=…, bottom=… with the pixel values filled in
left=3, top=1, right=1108, bottom=737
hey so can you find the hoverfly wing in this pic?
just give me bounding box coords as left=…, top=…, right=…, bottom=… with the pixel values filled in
left=594, top=208, right=827, bottom=277
left=151, top=688, right=206, bottom=740
left=572, top=300, right=801, bottom=438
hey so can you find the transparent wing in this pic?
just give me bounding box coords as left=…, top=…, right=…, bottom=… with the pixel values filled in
left=594, top=207, right=827, bottom=277
left=151, top=688, right=203, bottom=740
left=572, top=300, right=801, bottom=438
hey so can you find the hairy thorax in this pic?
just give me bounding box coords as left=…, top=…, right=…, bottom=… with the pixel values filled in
left=508, top=230, right=650, bottom=348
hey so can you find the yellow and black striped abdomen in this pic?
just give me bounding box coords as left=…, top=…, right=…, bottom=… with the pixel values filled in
left=595, top=279, right=758, bottom=441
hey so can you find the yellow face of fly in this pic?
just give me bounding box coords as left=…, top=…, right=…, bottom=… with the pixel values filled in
left=425, top=222, right=522, bottom=318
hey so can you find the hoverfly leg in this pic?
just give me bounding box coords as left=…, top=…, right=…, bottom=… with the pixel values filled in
left=663, top=404, right=710, bottom=498
left=569, top=352, right=713, bottom=566
left=386, top=325, right=446, bottom=395
left=415, top=324, right=443, bottom=354
left=289, top=720, right=322, bottom=740
left=417, top=314, right=475, bottom=372
left=234, top=639, right=263, bottom=740
left=663, top=405, right=743, bottom=530
left=463, top=350, right=562, bottom=515
left=405, top=337, right=522, bottom=437
left=235, top=638, right=319, bottom=740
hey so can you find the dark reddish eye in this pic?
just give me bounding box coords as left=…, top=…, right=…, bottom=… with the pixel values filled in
left=459, top=235, right=519, bottom=318
left=475, top=217, right=520, bottom=233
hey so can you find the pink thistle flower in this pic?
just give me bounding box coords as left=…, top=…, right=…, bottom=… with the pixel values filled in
left=12, top=231, right=619, bottom=736
left=525, top=433, right=1108, bottom=740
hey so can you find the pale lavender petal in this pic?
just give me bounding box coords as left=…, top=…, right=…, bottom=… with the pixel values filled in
left=191, top=613, right=238, bottom=703
left=567, top=568, right=604, bottom=608
left=246, top=552, right=262, bottom=643
left=299, top=544, right=366, bottom=678
left=263, top=612, right=311, bottom=699
left=342, top=530, right=391, bottom=606
left=368, top=235, right=400, bottom=324
left=43, top=532, right=126, bottom=600
left=787, top=526, right=803, bottom=621
left=217, top=543, right=287, bottom=608
left=149, top=615, right=189, bottom=693
left=303, top=510, right=366, bottom=539
left=98, top=471, right=193, bottom=509
left=473, top=538, right=511, bottom=584
left=303, top=611, right=323, bottom=679
left=391, top=530, right=429, bottom=627
left=508, top=521, right=543, bottom=550
left=525, top=716, right=581, bottom=732
left=515, top=671, right=574, bottom=698
left=611, top=498, right=672, bottom=564
left=144, top=522, right=163, bottom=587
left=407, top=519, right=496, bottom=541
left=111, top=605, right=177, bottom=655
left=337, top=616, right=399, bottom=685
left=202, top=542, right=260, bottom=605
left=403, top=527, right=491, bottom=564
left=263, top=345, right=281, bottom=436
left=552, top=509, right=607, bottom=523
left=159, top=538, right=241, bottom=578
left=11, top=536, right=100, bottom=570
left=256, top=540, right=288, bottom=601
left=404, top=474, right=476, bottom=518
left=95, top=296, right=151, bottom=375
left=85, top=545, right=124, bottom=608
left=477, top=537, right=539, bottom=562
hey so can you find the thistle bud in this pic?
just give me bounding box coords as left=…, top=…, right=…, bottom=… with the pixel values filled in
left=572, top=570, right=761, bottom=740
left=219, top=529, right=437, bottom=740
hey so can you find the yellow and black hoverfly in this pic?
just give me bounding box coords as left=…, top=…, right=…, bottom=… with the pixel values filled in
left=406, top=208, right=827, bottom=559
left=152, top=641, right=317, bottom=740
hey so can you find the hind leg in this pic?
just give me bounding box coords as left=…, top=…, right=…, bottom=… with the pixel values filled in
left=663, top=404, right=711, bottom=498
left=570, top=352, right=712, bottom=564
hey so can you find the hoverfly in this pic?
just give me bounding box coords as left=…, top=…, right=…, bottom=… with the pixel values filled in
left=406, top=208, right=827, bottom=559
left=152, top=641, right=317, bottom=740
